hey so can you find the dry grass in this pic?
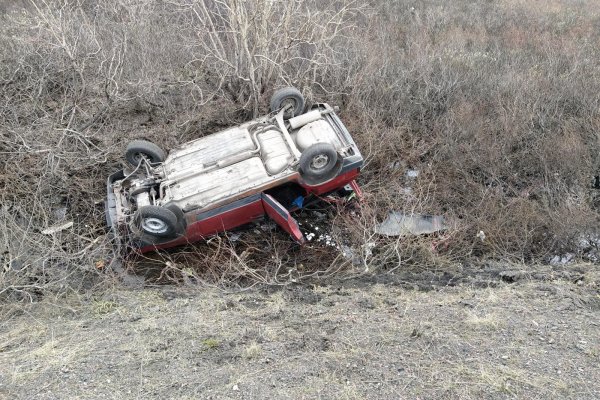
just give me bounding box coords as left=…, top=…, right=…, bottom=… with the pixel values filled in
left=1, top=0, right=599, bottom=297
left=2, top=275, right=598, bottom=399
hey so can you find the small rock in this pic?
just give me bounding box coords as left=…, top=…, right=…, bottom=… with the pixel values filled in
left=232, top=384, right=239, bottom=391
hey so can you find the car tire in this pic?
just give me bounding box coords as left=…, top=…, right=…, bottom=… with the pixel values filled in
left=125, top=140, right=166, bottom=167
left=299, top=143, right=338, bottom=183
left=134, top=205, right=180, bottom=238
left=164, top=202, right=186, bottom=230
left=270, top=87, right=305, bottom=119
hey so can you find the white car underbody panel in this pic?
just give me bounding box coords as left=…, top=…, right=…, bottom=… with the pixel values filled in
left=162, top=157, right=283, bottom=211
left=150, top=106, right=349, bottom=212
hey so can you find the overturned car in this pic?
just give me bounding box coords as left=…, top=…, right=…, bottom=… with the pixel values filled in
left=105, top=87, right=363, bottom=253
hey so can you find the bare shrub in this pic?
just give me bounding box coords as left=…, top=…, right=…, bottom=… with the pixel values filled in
left=337, top=0, right=600, bottom=264
left=172, top=0, right=366, bottom=115
left=127, top=228, right=346, bottom=288
left=2, top=0, right=600, bottom=298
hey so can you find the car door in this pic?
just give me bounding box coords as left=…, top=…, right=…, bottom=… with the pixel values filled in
left=261, top=193, right=305, bottom=244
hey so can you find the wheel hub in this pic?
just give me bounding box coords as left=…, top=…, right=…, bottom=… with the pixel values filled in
left=311, top=154, right=329, bottom=170
left=136, top=152, right=151, bottom=161
left=281, top=98, right=297, bottom=117
left=142, top=217, right=167, bottom=234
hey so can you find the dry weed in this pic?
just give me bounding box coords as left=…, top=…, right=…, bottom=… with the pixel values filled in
left=1, top=0, right=599, bottom=298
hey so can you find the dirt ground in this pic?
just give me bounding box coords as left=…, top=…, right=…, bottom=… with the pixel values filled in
left=1, top=263, right=599, bottom=399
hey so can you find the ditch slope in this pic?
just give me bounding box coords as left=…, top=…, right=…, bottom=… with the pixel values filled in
left=1, top=264, right=599, bottom=399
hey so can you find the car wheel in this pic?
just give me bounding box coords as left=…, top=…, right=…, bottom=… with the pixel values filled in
left=125, top=140, right=166, bottom=167
left=270, top=87, right=305, bottom=119
left=164, top=202, right=186, bottom=230
left=299, top=143, right=338, bottom=183
left=134, top=205, right=179, bottom=238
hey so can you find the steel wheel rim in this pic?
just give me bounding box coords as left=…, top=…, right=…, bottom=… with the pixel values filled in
left=311, top=154, right=329, bottom=170
left=282, top=98, right=297, bottom=110
left=142, top=217, right=168, bottom=234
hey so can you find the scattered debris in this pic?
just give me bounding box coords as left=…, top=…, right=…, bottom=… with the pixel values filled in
left=228, top=233, right=241, bottom=242
left=375, top=213, right=445, bottom=237
left=302, top=223, right=336, bottom=247
left=548, top=234, right=600, bottom=264
left=549, top=253, right=575, bottom=266
left=363, top=242, right=376, bottom=261
left=577, top=234, right=600, bottom=262
left=406, top=169, right=419, bottom=179
left=41, top=221, right=73, bottom=235
left=476, top=230, right=486, bottom=242
left=341, top=245, right=361, bottom=265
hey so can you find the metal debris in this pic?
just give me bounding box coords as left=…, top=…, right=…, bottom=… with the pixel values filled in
left=41, top=221, right=74, bottom=235
left=375, top=212, right=445, bottom=237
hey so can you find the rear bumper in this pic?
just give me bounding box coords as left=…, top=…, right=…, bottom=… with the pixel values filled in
left=105, top=170, right=125, bottom=229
